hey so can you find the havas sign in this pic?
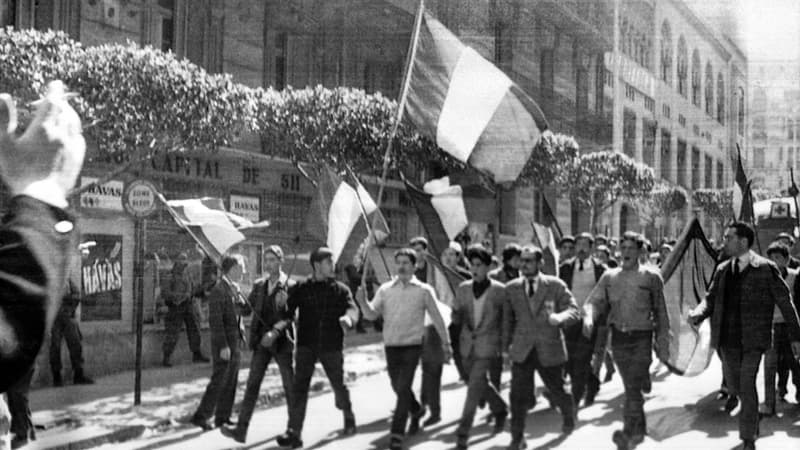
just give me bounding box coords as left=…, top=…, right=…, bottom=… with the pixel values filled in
left=230, top=194, right=260, bottom=222
left=80, top=177, right=124, bottom=211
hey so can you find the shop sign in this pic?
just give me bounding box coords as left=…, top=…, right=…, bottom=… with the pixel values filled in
left=123, top=179, right=159, bottom=218
left=81, top=234, right=123, bottom=321
left=230, top=194, right=260, bottom=222
left=80, top=177, right=124, bottom=211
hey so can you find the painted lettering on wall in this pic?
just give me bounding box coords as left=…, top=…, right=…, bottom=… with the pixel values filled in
left=151, top=155, right=221, bottom=179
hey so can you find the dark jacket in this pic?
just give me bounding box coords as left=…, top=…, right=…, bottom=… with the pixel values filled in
left=0, top=196, right=77, bottom=393
left=558, top=257, right=606, bottom=289
left=693, top=253, right=800, bottom=350
left=208, top=279, right=246, bottom=353
left=287, top=278, right=359, bottom=353
left=244, top=272, right=296, bottom=353
left=488, top=265, right=519, bottom=284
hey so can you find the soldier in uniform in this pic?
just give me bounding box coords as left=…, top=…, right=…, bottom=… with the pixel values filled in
left=162, top=252, right=209, bottom=366
left=49, top=270, right=93, bottom=386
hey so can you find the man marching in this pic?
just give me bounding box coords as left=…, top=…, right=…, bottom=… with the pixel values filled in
left=584, top=232, right=670, bottom=450
left=505, top=246, right=579, bottom=449
left=222, top=246, right=295, bottom=443
left=355, top=247, right=451, bottom=450
left=452, top=245, right=508, bottom=449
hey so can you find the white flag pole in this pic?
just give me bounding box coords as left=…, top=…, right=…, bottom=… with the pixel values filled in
left=360, top=0, right=426, bottom=290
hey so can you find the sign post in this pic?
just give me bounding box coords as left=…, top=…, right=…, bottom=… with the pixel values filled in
left=123, top=179, right=158, bottom=406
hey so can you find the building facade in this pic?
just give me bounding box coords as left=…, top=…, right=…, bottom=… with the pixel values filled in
left=604, top=0, right=747, bottom=240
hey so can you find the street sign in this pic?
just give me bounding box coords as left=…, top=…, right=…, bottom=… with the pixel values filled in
left=123, top=179, right=158, bottom=218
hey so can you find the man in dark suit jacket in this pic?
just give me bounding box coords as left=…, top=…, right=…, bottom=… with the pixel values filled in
left=191, top=255, right=247, bottom=431
left=0, top=83, right=85, bottom=448
left=222, top=246, right=296, bottom=443
left=504, top=246, right=580, bottom=449
left=691, top=223, right=800, bottom=450
left=452, top=245, right=508, bottom=449
left=560, top=232, right=607, bottom=408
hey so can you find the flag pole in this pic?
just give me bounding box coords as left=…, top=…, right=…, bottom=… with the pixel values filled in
left=361, top=0, right=426, bottom=291
left=345, top=164, right=393, bottom=276
left=790, top=167, right=800, bottom=237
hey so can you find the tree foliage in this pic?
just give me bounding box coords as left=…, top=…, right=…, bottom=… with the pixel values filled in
left=692, top=188, right=734, bottom=231
left=565, top=151, right=656, bottom=230
left=638, top=182, right=688, bottom=225
left=515, top=132, right=580, bottom=188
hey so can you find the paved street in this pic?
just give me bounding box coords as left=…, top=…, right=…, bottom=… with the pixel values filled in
left=89, top=356, right=800, bottom=450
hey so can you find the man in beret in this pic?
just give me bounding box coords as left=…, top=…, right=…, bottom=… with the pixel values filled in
left=775, top=232, right=800, bottom=270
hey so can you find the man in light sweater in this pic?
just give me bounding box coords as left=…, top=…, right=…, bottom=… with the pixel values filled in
left=355, top=248, right=451, bottom=450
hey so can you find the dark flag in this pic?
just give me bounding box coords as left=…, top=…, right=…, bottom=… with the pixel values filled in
left=733, top=146, right=754, bottom=223
left=659, top=218, right=718, bottom=376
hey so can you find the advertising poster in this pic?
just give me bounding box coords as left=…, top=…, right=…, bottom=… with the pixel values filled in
left=81, top=234, right=124, bottom=321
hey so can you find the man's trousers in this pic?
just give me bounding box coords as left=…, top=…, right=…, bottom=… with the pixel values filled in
left=719, top=346, right=763, bottom=441
left=611, top=328, right=653, bottom=438
left=288, top=347, right=352, bottom=435
left=238, top=346, right=294, bottom=430
left=194, top=350, right=240, bottom=424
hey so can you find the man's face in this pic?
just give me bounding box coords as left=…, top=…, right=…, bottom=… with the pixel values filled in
left=228, top=262, right=245, bottom=283
left=723, top=227, right=748, bottom=257
left=659, top=248, right=671, bottom=262
left=619, top=240, right=640, bottom=269
left=314, top=258, right=335, bottom=278
left=559, top=242, right=575, bottom=260
left=396, top=255, right=415, bottom=278
left=264, top=252, right=281, bottom=276
left=520, top=253, right=541, bottom=277
left=441, top=248, right=458, bottom=268
left=778, top=237, right=793, bottom=248
left=575, top=238, right=592, bottom=259
left=506, top=255, right=521, bottom=270
left=769, top=252, right=788, bottom=270
left=412, top=244, right=427, bottom=268
left=596, top=251, right=609, bottom=264
left=470, top=258, right=489, bottom=281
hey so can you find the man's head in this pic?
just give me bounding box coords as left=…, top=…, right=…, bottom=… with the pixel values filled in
left=263, top=245, right=284, bottom=276
left=558, top=236, right=576, bottom=260
left=394, top=248, right=418, bottom=280
left=776, top=232, right=795, bottom=248
left=501, top=243, right=523, bottom=270
left=595, top=244, right=611, bottom=265
left=723, top=222, right=755, bottom=258
left=221, top=254, right=246, bottom=282
left=172, top=252, right=189, bottom=274
left=767, top=242, right=790, bottom=270
left=441, top=241, right=462, bottom=268
left=520, top=245, right=543, bottom=278
left=659, top=244, right=673, bottom=263
left=595, top=234, right=608, bottom=247
left=466, top=244, right=492, bottom=281
left=409, top=236, right=428, bottom=254
left=310, top=247, right=335, bottom=279
left=575, top=232, right=594, bottom=260
left=619, top=231, right=645, bottom=269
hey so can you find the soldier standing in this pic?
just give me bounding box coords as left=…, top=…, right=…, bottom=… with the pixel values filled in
left=162, top=252, right=208, bottom=366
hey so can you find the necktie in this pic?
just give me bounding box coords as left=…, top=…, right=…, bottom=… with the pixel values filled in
left=527, top=278, right=535, bottom=298
left=579, top=259, right=584, bottom=271
left=732, top=258, right=740, bottom=278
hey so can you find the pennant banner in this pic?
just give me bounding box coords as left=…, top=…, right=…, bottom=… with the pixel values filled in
left=659, top=218, right=718, bottom=376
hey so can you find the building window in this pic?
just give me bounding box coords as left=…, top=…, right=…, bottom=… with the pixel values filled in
left=275, top=32, right=288, bottom=90
left=660, top=21, right=672, bottom=85
left=789, top=147, right=796, bottom=170
left=623, top=109, right=636, bottom=158
left=383, top=209, right=408, bottom=246
left=1, top=0, right=15, bottom=27
left=705, top=155, right=713, bottom=188
left=595, top=54, right=606, bottom=113
left=691, top=147, right=701, bottom=189
left=678, top=114, right=686, bottom=127
left=677, top=140, right=687, bottom=188
left=625, top=84, right=636, bottom=101
left=661, top=130, right=672, bottom=182
left=677, top=36, right=688, bottom=97
left=644, top=96, right=655, bottom=112
left=717, top=161, right=724, bottom=189
left=540, top=49, right=555, bottom=95
left=705, top=62, right=714, bottom=116
left=738, top=87, right=745, bottom=135
left=788, top=119, right=795, bottom=140
left=717, top=73, right=725, bottom=124
left=262, top=192, right=311, bottom=236
left=643, top=120, right=656, bottom=168
left=691, top=49, right=701, bottom=106
left=662, top=104, right=671, bottom=118
left=753, top=147, right=765, bottom=168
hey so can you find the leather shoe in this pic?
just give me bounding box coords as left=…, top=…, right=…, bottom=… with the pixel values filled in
left=742, top=439, right=755, bottom=450
left=724, top=396, right=740, bottom=413
left=276, top=430, right=303, bottom=448
left=215, top=419, right=236, bottom=428
left=192, top=352, right=210, bottom=363
left=612, top=429, right=629, bottom=450
left=507, top=437, right=528, bottom=449
left=407, top=407, right=425, bottom=435
left=422, top=415, right=441, bottom=427
left=52, top=373, right=63, bottom=387
left=220, top=425, right=247, bottom=443
left=74, top=374, right=95, bottom=385
left=189, top=414, right=212, bottom=431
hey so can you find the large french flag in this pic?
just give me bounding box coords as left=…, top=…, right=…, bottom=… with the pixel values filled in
left=404, top=11, right=548, bottom=183
left=403, top=175, right=468, bottom=259
left=306, top=167, right=389, bottom=265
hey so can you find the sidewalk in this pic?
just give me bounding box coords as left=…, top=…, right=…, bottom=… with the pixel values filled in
left=25, top=333, right=386, bottom=450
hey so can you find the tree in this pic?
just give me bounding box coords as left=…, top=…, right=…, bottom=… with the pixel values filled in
left=514, top=132, right=580, bottom=188
left=638, top=182, right=688, bottom=226
left=692, top=188, right=733, bottom=231
left=565, top=151, right=656, bottom=231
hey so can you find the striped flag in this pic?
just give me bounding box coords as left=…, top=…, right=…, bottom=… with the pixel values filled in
left=306, top=167, right=389, bottom=265
left=162, top=197, right=247, bottom=264
left=403, top=176, right=468, bottom=259
left=404, top=11, right=548, bottom=183
left=732, top=146, right=754, bottom=223
left=531, top=194, right=563, bottom=275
